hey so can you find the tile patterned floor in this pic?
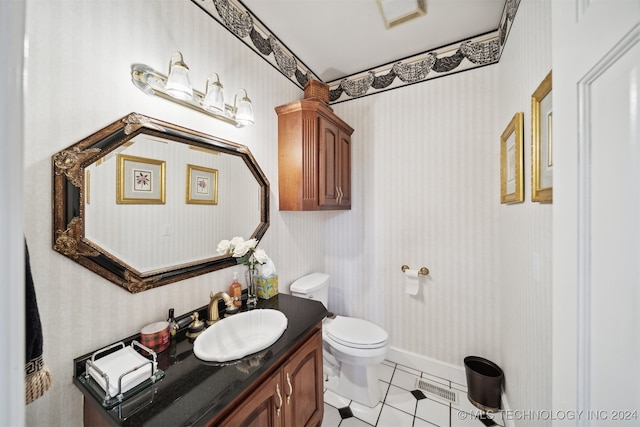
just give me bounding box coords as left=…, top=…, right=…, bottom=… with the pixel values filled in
left=322, top=360, right=505, bottom=427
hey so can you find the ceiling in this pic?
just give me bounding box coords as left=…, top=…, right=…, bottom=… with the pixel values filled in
left=193, top=0, right=513, bottom=102
left=232, top=0, right=506, bottom=82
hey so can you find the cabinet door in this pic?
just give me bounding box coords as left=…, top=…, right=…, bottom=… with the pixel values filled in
left=219, top=371, right=284, bottom=427
left=337, top=130, right=351, bottom=208
left=318, top=116, right=340, bottom=208
left=281, top=330, right=324, bottom=427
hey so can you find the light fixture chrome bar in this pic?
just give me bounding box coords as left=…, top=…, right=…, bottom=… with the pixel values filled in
left=131, top=63, right=251, bottom=128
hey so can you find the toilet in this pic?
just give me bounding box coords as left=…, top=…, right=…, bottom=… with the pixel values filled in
left=290, top=272, right=388, bottom=407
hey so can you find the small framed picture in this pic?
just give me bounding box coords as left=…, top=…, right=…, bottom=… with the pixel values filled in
left=186, top=164, right=218, bottom=205
left=116, top=154, right=165, bottom=204
left=500, top=112, right=524, bottom=204
left=531, top=70, right=553, bottom=202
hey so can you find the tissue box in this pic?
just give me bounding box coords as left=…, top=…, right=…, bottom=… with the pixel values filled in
left=257, top=275, right=278, bottom=299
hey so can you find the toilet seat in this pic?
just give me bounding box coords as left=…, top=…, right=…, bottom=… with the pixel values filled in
left=322, top=315, right=389, bottom=407
left=326, top=316, right=388, bottom=349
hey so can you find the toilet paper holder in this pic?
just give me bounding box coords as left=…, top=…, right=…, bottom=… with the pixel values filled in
left=401, top=264, right=429, bottom=276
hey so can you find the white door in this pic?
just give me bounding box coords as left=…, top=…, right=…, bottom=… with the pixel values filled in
left=1, top=1, right=26, bottom=426
left=553, top=0, right=640, bottom=425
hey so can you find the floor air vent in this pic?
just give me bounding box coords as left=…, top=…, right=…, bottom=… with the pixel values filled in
left=415, top=378, right=458, bottom=403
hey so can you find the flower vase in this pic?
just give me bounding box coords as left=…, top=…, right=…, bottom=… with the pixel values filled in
left=244, top=267, right=258, bottom=306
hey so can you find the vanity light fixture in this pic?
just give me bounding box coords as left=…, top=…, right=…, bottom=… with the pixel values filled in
left=165, top=52, right=193, bottom=101
left=202, top=73, right=225, bottom=114
left=130, top=54, right=255, bottom=128
left=233, top=89, right=254, bottom=126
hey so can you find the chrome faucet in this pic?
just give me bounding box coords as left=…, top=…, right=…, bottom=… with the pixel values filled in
left=207, top=291, right=239, bottom=325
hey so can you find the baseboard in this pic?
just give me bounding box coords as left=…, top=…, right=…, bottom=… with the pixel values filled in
left=500, top=392, right=515, bottom=427
left=386, top=347, right=514, bottom=427
left=386, top=346, right=467, bottom=386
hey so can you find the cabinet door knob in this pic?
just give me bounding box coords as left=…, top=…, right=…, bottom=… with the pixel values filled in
left=286, top=372, right=293, bottom=404
left=275, top=383, right=282, bottom=417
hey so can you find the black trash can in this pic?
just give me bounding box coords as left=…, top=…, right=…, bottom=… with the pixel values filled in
left=463, top=356, right=504, bottom=413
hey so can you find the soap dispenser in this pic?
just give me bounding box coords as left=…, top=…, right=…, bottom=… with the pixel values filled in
left=229, top=272, right=242, bottom=307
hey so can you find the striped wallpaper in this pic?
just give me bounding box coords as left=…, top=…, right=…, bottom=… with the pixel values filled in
left=23, top=0, right=551, bottom=425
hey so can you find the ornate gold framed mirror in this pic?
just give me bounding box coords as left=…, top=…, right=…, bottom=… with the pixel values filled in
left=52, top=112, right=269, bottom=293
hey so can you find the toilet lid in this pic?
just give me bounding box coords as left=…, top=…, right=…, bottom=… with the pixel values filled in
left=326, top=316, right=388, bottom=349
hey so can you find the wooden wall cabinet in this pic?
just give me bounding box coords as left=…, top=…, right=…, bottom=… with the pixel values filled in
left=215, top=327, right=324, bottom=427
left=276, top=99, right=354, bottom=211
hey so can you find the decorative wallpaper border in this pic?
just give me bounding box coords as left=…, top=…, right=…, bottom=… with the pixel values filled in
left=192, top=0, right=521, bottom=104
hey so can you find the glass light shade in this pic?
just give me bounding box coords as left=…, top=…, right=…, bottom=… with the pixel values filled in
left=202, top=75, right=225, bottom=114
left=166, top=52, right=193, bottom=101
left=234, top=91, right=254, bottom=126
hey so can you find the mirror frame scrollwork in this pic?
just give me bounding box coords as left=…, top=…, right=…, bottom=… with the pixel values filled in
left=52, top=112, right=270, bottom=293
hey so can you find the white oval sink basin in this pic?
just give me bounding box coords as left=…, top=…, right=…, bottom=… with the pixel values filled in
left=193, top=309, right=288, bottom=362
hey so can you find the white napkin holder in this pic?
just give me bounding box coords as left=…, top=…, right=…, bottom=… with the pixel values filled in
left=85, top=340, right=162, bottom=405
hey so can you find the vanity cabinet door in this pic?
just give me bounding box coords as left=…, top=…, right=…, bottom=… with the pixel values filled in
left=215, top=326, right=323, bottom=427
left=281, top=329, right=323, bottom=427
left=218, top=371, right=284, bottom=427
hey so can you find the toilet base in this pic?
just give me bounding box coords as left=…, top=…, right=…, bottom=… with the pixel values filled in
left=328, top=362, right=382, bottom=408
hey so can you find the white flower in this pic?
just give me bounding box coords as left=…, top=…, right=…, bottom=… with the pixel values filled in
left=232, top=242, right=250, bottom=257
left=216, top=239, right=232, bottom=255
left=233, top=238, right=257, bottom=257
left=230, top=236, right=245, bottom=248
left=217, top=236, right=269, bottom=269
left=253, top=248, right=269, bottom=264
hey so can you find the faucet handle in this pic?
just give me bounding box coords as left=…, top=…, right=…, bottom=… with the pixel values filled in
left=185, top=312, right=205, bottom=339
left=227, top=294, right=248, bottom=315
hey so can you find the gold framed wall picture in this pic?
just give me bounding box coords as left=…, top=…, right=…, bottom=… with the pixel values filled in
left=500, top=112, right=524, bottom=204
left=186, top=164, right=218, bottom=205
left=116, top=154, right=166, bottom=204
left=531, top=70, right=553, bottom=202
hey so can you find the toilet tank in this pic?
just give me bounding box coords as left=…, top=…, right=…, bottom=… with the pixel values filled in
left=290, top=272, right=329, bottom=307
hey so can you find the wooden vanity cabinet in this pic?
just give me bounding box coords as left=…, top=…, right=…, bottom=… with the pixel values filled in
left=281, top=328, right=324, bottom=425
left=214, top=326, right=324, bottom=427
left=276, top=99, right=354, bottom=211
left=217, top=371, right=283, bottom=427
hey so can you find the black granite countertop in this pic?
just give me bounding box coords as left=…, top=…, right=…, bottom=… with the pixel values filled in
left=73, top=294, right=327, bottom=426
